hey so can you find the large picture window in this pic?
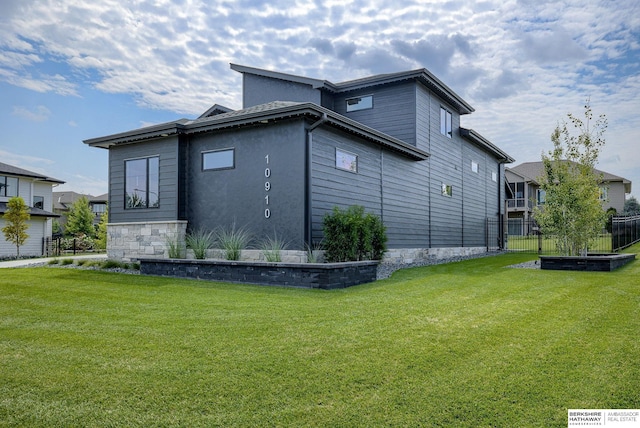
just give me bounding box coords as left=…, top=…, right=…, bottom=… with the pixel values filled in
left=125, top=156, right=159, bottom=209
left=203, top=148, right=234, bottom=171
left=346, top=95, right=373, bottom=112
left=0, top=176, right=18, bottom=197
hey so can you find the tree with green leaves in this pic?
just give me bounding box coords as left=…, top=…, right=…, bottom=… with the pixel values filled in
left=65, top=196, right=95, bottom=237
left=624, top=196, right=640, bottom=216
left=94, top=207, right=108, bottom=250
left=2, top=196, right=30, bottom=257
left=534, top=101, right=608, bottom=256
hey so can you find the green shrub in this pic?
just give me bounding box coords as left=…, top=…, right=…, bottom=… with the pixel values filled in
left=61, top=234, right=95, bottom=251
left=215, top=223, right=252, bottom=261
left=260, top=233, right=287, bottom=262
left=185, top=228, right=214, bottom=259
left=166, top=235, right=186, bottom=259
left=61, top=259, right=74, bottom=265
left=306, top=240, right=323, bottom=263
left=322, top=205, right=387, bottom=262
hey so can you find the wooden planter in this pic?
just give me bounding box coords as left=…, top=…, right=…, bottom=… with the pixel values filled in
left=539, top=253, right=636, bottom=271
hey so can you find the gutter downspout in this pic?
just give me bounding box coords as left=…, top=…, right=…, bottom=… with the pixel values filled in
left=305, top=113, right=328, bottom=248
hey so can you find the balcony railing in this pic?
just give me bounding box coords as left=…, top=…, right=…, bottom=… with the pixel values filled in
left=507, top=198, right=533, bottom=210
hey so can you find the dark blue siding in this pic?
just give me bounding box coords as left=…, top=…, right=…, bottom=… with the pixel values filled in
left=242, top=74, right=321, bottom=108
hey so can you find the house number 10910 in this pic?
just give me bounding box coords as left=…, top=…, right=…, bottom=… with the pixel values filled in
left=264, top=154, right=271, bottom=219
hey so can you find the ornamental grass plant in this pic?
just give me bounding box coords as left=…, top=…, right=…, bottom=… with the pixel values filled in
left=1, top=245, right=639, bottom=427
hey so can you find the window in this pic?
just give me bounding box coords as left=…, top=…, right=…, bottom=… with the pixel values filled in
left=125, top=156, right=159, bottom=209
left=491, top=171, right=497, bottom=182
left=440, top=107, right=452, bottom=138
left=599, top=185, right=609, bottom=201
left=336, top=148, right=358, bottom=173
left=203, top=148, right=235, bottom=171
left=346, top=95, right=373, bottom=112
left=442, top=183, right=453, bottom=197
left=537, top=189, right=546, bottom=205
left=471, top=161, right=479, bottom=173
left=33, top=196, right=44, bottom=210
left=92, top=203, right=106, bottom=214
left=0, top=176, right=18, bottom=197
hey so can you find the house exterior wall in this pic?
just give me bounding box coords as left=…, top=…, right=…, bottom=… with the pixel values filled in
left=108, top=137, right=182, bottom=224
left=242, top=74, right=322, bottom=108
left=187, top=120, right=307, bottom=249
left=333, top=82, right=417, bottom=146
left=604, top=181, right=626, bottom=213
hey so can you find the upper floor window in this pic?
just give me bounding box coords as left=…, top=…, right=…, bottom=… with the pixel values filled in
left=471, top=161, right=479, bottom=173
left=491, top=171, right=497, bottom=182
left=537, top=189, right=546, bottom=205
left=346, top=95, right=373, bottom=112
left=33, top=196, right=44, bottom=210
left=203, top=148, right=235, bottom=171
left=599, top=185, right=609, bottom=201
left=125, top=156, right=159, bottom=209
left=336, top=148, right=358, bottom=173
left=0, top=176, right=18, bottom=197
left=440, top=107, right=452, bottom=138
left=92, top=203, right=107, bottom=214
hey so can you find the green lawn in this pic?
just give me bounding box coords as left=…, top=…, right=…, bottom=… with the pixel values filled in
left=1, top=246, right=639, bottom=427
left=507, top=234, right=613, bottom=253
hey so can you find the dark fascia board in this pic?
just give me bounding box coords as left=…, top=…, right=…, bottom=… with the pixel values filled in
left=187, top=102, right=430, bottom=161
left=230, top=63, right=336, bottom=90
left=198, top=103, right=234, bottom=119
left=334, top=69, right=475, bottom=115
left=230, top=64, right=474, bottom=115
left=83, top=119, right=190, bottom=149
left=84, top=101, right=429, bottom=161
left=459, top=127, right=515, bottom=164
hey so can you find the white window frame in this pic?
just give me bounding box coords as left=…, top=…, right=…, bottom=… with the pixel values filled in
left=440, top=107, right=452, bottom=138
left=335, top=148, right=358, bottom=173
left=202, top=148, right=235, bottom=171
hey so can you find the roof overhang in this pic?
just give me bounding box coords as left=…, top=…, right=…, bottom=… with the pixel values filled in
left=0, top=203, right=60, bottom=218
left=84, top=102, right=429, bottom=161
left=459, top=128, right=514, bottom=164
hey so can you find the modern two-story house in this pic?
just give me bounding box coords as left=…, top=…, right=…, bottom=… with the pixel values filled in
left=506, top=161, right=631, bottom=235
left=0, top=162, right=64, bottom=257
left=84, top=64, right=514, bottom=262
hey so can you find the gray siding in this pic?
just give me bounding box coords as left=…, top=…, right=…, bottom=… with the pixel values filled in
left=187, top=120, right=307, bottom=249
left=242, top=74, right=321, bottom=108
left=310, top=127, right=430, bottom=249
left=333, top=82, right=417, bottom=146
left=109, top=137, right=181, bottom=224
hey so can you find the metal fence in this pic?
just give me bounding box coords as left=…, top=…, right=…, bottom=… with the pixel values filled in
left=612, top=215, right=640, bottom=251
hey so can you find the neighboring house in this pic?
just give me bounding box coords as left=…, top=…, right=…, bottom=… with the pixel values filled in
left=53, top=191, right=108, bottom=228
left=84, top=64, right=514, bottom=262
left=506, top=161, right=631, bottom=234
left=0, top=162, right=64, bottom=257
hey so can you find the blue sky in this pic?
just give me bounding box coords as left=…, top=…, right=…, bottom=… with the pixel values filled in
left=1, top=0, right=638, bottom=200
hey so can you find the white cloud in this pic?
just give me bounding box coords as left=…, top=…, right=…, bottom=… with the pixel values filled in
left=0, top=0, right=638, bottom=196
left=12, top=105, right=51, bottom=122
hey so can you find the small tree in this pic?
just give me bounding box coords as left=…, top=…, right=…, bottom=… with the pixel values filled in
left=624, top=196, right=640, bottom=216
left=323, top=205, right=387, bottom=262
left=2, top=196, right=30, bottom=257
left=94, top=207, right=108, bottom=250
left=534, top=101, right=608, bottom=256
left=65, top=196, right=95, bottom=237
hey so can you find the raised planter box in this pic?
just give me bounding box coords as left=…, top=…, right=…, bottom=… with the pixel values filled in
left=540, top=253, right=636, bottom=271
left=139, top=258, right=379, bottom=289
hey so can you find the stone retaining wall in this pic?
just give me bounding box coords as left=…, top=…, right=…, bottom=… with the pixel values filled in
left=107, top=221, right=187, bottom=261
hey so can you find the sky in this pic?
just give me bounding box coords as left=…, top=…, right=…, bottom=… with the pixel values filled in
left=0, top=0, right=638, bottom=202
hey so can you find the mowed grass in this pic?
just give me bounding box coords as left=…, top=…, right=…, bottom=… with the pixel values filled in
left=1, top=246, right=639, bottom=427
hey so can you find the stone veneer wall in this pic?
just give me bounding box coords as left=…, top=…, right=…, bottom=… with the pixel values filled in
left=107, top=221, right=187, bottom=261
left=382, top=247, right=488, bottom=264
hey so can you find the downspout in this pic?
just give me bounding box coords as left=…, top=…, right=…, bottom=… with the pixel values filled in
left=305, top=113, right=328, bottom=248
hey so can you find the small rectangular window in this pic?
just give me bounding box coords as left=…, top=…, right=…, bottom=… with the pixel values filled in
left=491, top=171, right=497, bottom=182
left=440, top=107, right=452, bottom=138
left=537, top=189, right=546, bottom=204
left=442, top=183, right=453, bottom=197
left=471, top=161, right=479, bottom=173
left=336, top=148, right=358, bottom=173
left=346, top=95, right=373, bottom=112
left=203, top=148, right=234, bottom=171
left=599, top=186, right=608, bottom=201
left=33, top=196, right=44, bottom=209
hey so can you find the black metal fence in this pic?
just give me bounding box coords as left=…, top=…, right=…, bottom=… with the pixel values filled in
left=612, top=215, right=640, bottom=251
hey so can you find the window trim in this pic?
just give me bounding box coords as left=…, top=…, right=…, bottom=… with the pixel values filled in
left=471, top=161, right=479, bottom=174
left=124, top=155, right=159, bottom=210
left=491, top=171, right=498, bottom=182
left=202, top=147, right=235, bottom=171
left=33, top=196, right=44, bottom=210
left=346, top=95, right=373, bottom=112
left=441, top=183, right=453, bottom=197
left=0, top=175, right=19, bottom=198
left=440, top=107, right=452, bottom=138
left=335, top=148, right=358, bottom=173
